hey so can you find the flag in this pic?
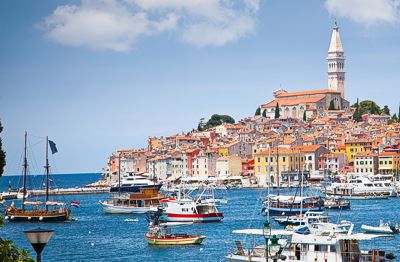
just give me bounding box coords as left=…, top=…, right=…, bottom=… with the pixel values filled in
left=71, top=201, right=80, bottom=207
left=48, top=140, right=58, bottom=154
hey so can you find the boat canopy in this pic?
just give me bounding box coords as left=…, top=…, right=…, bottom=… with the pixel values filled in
left=269, top=195, right=318, bottom=203
left=45, top=201, right=65, bottom=206
left=232, top=229, right=293, bottom=236
left=24, top=201, right=43, bottom=206
left=337, top=233, right=395, bottom=240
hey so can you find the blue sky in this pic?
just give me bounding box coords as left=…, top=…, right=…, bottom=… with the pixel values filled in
left=1, top=0, right=399, bottom=174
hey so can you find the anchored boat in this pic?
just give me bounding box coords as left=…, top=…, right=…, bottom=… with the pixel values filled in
left=4, top=132, right=71, bottom=222
left=361, top=220, right=399, bottom=234
left=99, top=188, right=164, bottom=214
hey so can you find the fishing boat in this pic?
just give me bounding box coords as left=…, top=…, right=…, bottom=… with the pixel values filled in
left=361, top=220, right=399, bottom=234
left=144, top=207, right=206, bottom=245
left=144, top=227, right=205, bottom=245
left=159, top=187, right=224, bottom=223
left=99, top=188, right=165, bottom=214
left=4, top=133, right=71, bottom=222
left=323, top=196, right=351, bottom=210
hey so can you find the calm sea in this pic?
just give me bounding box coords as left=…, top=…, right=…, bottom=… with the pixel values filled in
left=0, top=173, right=399, bottom=261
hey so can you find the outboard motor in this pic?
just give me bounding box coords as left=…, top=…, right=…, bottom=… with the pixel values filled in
left=385, top=253, right=397, bottom=260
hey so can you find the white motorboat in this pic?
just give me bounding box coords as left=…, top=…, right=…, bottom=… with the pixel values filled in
left=124, top=218, right=139, bottom=222
left=361, top=220, right=399, bottom=234
left=275, top=211, right=329, bottom=226
left=326, top=176, right=391, bottom=200
left=100, top=201, right=157, bottom=214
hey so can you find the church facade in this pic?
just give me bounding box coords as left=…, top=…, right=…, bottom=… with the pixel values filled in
left=260, top=22, right=349, bottom=120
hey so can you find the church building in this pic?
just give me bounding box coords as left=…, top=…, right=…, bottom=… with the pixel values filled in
left=260, top=22, right=350, bottom=120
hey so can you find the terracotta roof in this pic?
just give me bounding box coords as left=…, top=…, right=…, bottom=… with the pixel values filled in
left=276, top=89, right=339, bottom=98
left=261, top=96, right=325, bottom=108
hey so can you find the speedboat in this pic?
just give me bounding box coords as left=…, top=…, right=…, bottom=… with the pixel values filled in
left=361, top=220, right=399, bottom=234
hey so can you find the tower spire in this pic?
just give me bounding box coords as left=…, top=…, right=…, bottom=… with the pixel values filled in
left=327, top=20, right=345, bottom=98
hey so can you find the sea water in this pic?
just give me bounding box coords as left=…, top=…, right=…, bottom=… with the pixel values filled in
left=0, top=173, right=399, bottom=261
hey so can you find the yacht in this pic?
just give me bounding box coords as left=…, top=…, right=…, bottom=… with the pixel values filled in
left=326, top=176, right=391, bottom=200
left=226, top=224, right=397, bottom=261
left=110, top=174, right=162, bottom=193
left=274, top=211, right=329, bottom=226
left=263, top=195, right=324, bottom=216
left=369, top=174, right=398, bottom=197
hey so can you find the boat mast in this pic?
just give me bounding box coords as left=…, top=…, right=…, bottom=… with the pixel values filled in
left=267, top=144, right=271, bottom=221
left=276, top=141, right=280, bottom=196
left=45, top=136, right=50, bottom=211
left=118, top=153, right=121, bottom=196
left=22, top=131, right=28, bottom=211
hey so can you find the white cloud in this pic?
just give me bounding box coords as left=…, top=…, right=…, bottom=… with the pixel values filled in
left=40, top=0, right=260, bottom=52
left=325, top=0, right=400, bottom=25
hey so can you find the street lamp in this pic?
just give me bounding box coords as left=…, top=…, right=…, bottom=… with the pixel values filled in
left=263, top=220, right=271, bottom=260
left=24, top=228, right=54, bottom=262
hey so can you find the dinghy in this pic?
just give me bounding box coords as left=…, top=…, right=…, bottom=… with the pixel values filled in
left=361, top=220, right=399, bottom=234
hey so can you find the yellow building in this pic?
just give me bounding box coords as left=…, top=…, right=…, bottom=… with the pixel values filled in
left=378, top=152, right=400, bottom=175
left=344, top=140, right=372, bottom=163
left=253, top=148, right=305, bottom=185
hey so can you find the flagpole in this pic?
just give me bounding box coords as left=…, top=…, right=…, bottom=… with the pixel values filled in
left=45, top=136, right=50, bottom=211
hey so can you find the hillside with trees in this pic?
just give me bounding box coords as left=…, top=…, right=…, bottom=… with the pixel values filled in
left=198, top=114, right=235, bottom=131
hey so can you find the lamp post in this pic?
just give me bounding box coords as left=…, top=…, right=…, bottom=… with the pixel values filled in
left=24, top=228, right=54, bottom=262
left=263, top=220, right=271, bottom=260
left=269, top=235, right=282, bottom=262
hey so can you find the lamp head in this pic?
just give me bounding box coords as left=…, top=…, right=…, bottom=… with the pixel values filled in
left=24, top=228, right=54, bottom=254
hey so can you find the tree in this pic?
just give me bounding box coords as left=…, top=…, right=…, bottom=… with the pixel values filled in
left=0, top=121, right=34, bottom=261
left=398, top=104, right=400, bottom=123
left=303, top=111, right=307, bottom=121
left=353, top=98, right=362, bottom=122
left=383, top=105, right=390, bottom=115
left=255, top=107, right=261, bottom=116
left=328, top=100, right=335, bottom=110
left=262, top=110, right=267, bottom=118
left=197, top=118, right=205, bottom=131
left=274, top=103, right=280, bottom=119
left=199, top=114, right=235, bottom=130
left=0, top=121, right=5, bottom=177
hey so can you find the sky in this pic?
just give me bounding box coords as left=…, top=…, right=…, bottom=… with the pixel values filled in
left=1, top=0, right=399, bottom=174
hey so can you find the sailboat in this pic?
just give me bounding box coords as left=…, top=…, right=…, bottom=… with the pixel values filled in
left=4, top=132, right=71, bottom=222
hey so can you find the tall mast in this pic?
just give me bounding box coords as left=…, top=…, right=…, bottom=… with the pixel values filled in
left=45, top=136, right=50, bottom=211
left=118, top=153, right=121, bottom=196
left=22, top=131, right=28, bottom=211
left=276, top=141, right=280, bottom=196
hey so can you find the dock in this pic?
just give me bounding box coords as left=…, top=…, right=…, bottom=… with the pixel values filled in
left=29, top=187, right=110, bottom=196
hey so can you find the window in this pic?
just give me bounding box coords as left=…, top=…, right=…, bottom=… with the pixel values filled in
left=265, top=157, right=268, bottom=162
left=283, top=157, right=286, bottom=162
left=330, top=245, right=336, bottom=252
left=258, top=157, right=260, bottom=163
left=258, top=167, right=261, bottom=172
left=308, top=156, right=312, bottom=161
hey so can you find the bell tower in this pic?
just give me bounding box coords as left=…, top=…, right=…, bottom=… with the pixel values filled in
left=327, top=21, right=345, bottom=98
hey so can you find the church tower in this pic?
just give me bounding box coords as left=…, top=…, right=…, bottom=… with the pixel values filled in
left=327, top=21, right=345, bottom=98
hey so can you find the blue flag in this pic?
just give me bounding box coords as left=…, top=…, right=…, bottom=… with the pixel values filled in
left=48, top=140, right=58, bottom=154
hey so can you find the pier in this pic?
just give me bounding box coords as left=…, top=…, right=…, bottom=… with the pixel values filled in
left=29, top=187, right=110, bottom=196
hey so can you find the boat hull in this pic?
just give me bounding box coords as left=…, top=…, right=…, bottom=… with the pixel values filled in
left=361, top=225, right=395, bottom=234
left=99, top=201, right=157, bottom=214
left=161, top=213, right=224, bottom=223
left=326, top=192, right=389, bottom=200
left=144, top=234, right=205, bottom=245
left=5, top=209, right=71, bottom=222
left=267, top=206, right=323, bottom=216
left=110, top=184, right=162, bottom=193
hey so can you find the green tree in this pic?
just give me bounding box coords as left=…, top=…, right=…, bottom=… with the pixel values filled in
left=303, top=111, right=307, bottom=121
left=197, top=118, right=205, bottom=131
left=200, top=114, right=235, bottom=130
left=353, top=98, right=362, bottom=122
left=0, top=121, right=34, bottom=261
left=398, top=104, right=400, bottom=123
left=274, top=103, right=280, bottom=119
left=262, top=110, right=267, bottom=118
left=255, top=107, right=261, bottom=116
left=0, top=121, right=5, bottom=177
left=383, top=105, right=390, bottom=115
left=328, top=100, right=335, bottom=110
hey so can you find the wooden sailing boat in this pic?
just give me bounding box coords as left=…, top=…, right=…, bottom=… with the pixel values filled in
left=4, top=132, right=71, bottom=222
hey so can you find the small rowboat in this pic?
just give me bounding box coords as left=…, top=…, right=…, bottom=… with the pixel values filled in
left=144, top=233, right=205, bottom=245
